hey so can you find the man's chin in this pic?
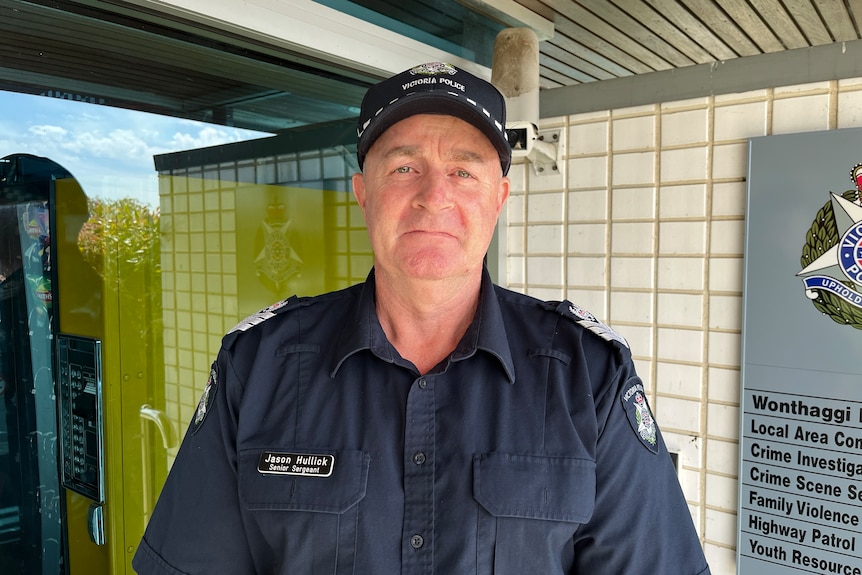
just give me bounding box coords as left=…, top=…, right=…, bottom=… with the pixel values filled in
left=396, top=254, right=469, bottom=281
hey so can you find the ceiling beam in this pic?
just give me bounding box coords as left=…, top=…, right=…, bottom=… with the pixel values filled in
left=541, top=38, right=862, bottom=117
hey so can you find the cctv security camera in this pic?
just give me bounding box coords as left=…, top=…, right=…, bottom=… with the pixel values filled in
left=506, top=121, right=538, bottom=157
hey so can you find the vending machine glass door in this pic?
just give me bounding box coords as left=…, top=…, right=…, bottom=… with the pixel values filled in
left=0, top=190, right=64, bottom=574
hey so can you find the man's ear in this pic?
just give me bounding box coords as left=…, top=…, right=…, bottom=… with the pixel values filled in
left=352, top=172, right=366, bottom=210
left=497, top=176, right=510, bottom=214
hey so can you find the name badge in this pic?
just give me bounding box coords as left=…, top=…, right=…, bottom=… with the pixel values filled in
left=257, top=451, right=335, bottom=477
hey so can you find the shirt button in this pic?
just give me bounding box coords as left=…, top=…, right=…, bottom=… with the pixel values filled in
left=418, top=378, right=427, bottom=389
left=412, top=452, right=426, bottom=465
left=410, top=534, right=424, bottom=549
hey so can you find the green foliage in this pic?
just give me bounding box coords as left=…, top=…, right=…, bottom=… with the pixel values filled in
left=78, top=197, right=160, bottom=274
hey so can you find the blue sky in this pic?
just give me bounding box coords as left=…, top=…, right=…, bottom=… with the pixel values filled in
left=0, top=91, right=269, bottom=206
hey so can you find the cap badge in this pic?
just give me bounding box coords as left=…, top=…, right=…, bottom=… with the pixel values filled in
left=411, top=62, right=457, bottom=76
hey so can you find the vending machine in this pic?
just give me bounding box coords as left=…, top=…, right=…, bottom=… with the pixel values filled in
left=0, top=153, right=169, bottom=574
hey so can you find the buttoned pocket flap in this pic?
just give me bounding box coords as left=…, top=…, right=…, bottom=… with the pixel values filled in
left=239, top=448, right=370, bottom=513
left=473, top=452, right=595, bottom=523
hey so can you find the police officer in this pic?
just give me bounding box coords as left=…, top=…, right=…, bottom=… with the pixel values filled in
left=133, top=62, right=711, bottom=574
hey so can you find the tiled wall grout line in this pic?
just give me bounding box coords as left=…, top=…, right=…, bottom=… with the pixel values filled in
left=830, top=80, right=839, bottom=130
left=701, top=94, right=715, bottom=547
left=524, top=166, right=530, bottom=297
left=562, top=116, right=570, bottom=305
left=605, top=112, right=614, bottom=329
left=651, top=104, right=661, bottom=430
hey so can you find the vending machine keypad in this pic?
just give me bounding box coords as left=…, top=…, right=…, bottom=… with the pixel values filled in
left=58, top=335, right=103, bottom=502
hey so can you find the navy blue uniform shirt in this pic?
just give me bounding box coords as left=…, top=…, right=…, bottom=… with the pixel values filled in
left=133, top=270, right=711, bottom=574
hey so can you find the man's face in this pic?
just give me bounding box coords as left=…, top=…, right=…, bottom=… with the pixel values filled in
left=353, top=114, right=509, bottom=282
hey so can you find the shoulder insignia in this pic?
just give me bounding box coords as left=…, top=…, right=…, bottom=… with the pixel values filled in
left=560, top=302, right=629, bottom=349
left=192, top=362, right=218, bottom=434
left=227, top=296, right=295, bottom=335
left=621, top=377, right=659, bottom=453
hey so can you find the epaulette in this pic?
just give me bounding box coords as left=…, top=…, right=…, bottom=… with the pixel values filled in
left=553, top=300, right=630, bottom=350
left=222, top=296, right=299, bottom=347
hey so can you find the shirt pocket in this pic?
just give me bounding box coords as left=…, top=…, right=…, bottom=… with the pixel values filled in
left=238, top=448, right=370, bottom=574
left=473, top=452, right=595, bottom=574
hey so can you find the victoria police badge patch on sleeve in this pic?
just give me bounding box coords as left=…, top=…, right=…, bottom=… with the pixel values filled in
left=193, top=362, right=218, bottom=434
left=621, top=378, right=659, bottom=454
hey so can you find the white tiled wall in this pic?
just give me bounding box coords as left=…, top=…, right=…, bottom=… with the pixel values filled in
left=503, top=77, right=862, bottom=575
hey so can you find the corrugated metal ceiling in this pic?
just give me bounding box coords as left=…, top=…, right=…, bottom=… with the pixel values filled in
left=521, top=0, right=862, bottom=89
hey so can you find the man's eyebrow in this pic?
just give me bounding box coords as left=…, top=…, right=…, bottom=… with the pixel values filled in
left=445, top=150, right=485, bottom=163
left=383, top=145, right=420, bottom=160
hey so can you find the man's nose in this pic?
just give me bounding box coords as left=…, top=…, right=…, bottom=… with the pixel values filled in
left=412, top=170, right=454, bottom=212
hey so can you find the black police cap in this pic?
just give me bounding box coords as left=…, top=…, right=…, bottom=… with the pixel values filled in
left=356, top=62, right=511, bottom=176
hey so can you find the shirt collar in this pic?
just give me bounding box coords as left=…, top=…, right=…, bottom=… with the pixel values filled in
left=330, top=268, right=516, bottom=383
left=450, top=269, right=515, bottom=383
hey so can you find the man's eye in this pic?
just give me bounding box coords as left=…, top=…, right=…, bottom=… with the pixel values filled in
left=456, top=169, right=472, bottom=178
left=395, top=166, right=411, bottom=173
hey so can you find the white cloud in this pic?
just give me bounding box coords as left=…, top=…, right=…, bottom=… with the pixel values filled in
left=67, top=129, right=152, bottom=162
left=1, top=91, right=269, bottom=204
left=29, top=124, right=68, bottom=138
left=166, top=125, right=260, bottom=152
